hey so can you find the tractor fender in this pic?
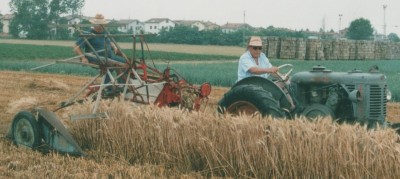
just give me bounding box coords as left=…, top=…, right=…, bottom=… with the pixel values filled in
left=233, top=76, right=292, bottom=111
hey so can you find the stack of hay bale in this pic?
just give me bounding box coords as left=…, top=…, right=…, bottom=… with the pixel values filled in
left=265, top=37, right=280, bottom=59
left=355, top=40, right=375, bottom=60
left=279, top=37, right=297, bottom=59
left=305, top=39, right=324, bottom=60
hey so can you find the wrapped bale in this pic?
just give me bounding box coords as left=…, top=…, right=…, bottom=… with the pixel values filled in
left=295, top=38, right=306, bottom=60
left=265, top=37, right=280, bottom=59
left=305, top=39, right=324, bottom=60
left=355, top=40, right=375, bottom=60
left=279, top=37, right=297, bottom=59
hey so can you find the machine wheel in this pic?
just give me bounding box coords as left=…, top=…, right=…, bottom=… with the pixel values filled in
left=218, top=85, right=284, bottom=118
left=302, top=104, right=335, bottom=121
left=11, top=111, right=41, bottom=148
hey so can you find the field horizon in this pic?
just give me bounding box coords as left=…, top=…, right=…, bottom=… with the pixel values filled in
left=0, top=38, right=245, bottom=56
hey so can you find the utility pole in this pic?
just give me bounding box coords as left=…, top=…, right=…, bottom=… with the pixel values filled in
left=338, top=14, right=343, bottom=37
left=383, top=5, right=387, bottom=39
left=243, top=10, right=246, bottom=47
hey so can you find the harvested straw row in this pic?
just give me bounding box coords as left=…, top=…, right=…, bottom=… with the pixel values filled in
left=68, top=101, right=400, bottom=178
left=0, top=135, right=197, bottom=178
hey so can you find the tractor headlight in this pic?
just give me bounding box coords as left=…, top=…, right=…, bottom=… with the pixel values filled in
left=386, top=89, right=392, bottom=101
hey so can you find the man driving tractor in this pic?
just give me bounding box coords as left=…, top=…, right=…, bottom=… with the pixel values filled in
left=237, top=36, right=295, bottom=110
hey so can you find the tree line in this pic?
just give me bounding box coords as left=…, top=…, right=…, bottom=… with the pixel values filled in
left=3, top=0, right=400, bottom=45
left=146, top=25, right=325, bottom=46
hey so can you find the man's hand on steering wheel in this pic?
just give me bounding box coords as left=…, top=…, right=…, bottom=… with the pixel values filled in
left=274, top=64, right=294, bottom=82
left=270, top=66, right=279, bottom=73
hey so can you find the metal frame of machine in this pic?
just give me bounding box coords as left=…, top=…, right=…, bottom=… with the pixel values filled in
left=7, top=24, right=211, bottom=156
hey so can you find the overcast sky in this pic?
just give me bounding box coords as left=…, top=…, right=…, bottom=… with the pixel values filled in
left=1, top=0, right=399, bottom=35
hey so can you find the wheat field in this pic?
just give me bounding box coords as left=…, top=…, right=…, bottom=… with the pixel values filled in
left=1, top=71, right=400, bottom=178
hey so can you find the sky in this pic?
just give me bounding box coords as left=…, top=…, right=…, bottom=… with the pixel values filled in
left=1, top=0, right=399, bottom=35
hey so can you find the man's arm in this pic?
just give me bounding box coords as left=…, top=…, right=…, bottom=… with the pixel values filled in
left=248, top=66, right=279, bottom=74
left=111, top=42, right=122, bottom=56
left=73, top=44, right=89, bottom=64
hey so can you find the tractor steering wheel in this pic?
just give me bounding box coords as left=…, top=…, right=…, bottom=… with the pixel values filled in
left=275, top=64, right=294, bottom=82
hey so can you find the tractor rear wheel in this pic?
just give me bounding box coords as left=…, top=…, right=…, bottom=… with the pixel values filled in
left=218, top=85, right=284, bottom=118
left=11, top=111, right=40, bottom=149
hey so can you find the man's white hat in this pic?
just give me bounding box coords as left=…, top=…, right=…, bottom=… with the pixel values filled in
left=89, top=14, right=110, bottom=25
left=248, top=36, right=263, bottom=46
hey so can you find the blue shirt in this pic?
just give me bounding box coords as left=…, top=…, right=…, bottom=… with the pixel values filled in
left=75, top=29, right=114, bottom=57
left=237, top=50, right=273, bottom=81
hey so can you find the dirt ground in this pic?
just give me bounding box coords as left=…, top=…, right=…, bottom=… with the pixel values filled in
left=1, top=70, right=399, bottom=135
left=0, top=70, right=229, bottom=134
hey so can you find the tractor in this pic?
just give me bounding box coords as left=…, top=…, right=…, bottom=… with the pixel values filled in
left=218, top=64, right=398, bottom=129
left=6, top=24, right=211, bottom=156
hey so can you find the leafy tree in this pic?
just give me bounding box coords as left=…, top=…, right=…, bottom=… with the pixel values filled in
left=388, top=33, right=400, bottom=42
left=48, top=0, right=84, bottom=20
left=9, top=0, right=84, bottom=39
left=345, top=18, right=374, bottom=40
left=9, top=0, right=47, bottom=38
left=202, top=28, right=227, bottom=45
left=157, top=25, right=204, bottom=44
left=73, top=18, right=90, bottom=38
left=107, top=19, right=126, bottom=41
left=256, top=26, right=307, bottom=38
left=107, top=20, right=121, bottom=34
left=56, top=17, right=70, bottom=40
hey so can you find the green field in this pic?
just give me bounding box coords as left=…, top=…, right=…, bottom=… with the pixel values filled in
left=1, top=43, right=400, bottom=101
left=0, top=43, right=237, bottom=61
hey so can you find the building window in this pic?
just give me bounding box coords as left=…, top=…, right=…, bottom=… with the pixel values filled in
left=155, top=26, right=157, bottom=29
left=150, top=26, right=152, bottom=29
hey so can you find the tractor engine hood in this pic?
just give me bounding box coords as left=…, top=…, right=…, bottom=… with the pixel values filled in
left=290, top=65, right=387, bottom=85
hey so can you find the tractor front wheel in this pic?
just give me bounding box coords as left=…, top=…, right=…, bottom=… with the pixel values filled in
left=218, top=85, right=284, bottom=118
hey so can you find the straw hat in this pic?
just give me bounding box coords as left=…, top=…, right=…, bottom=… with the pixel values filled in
left=248, top=36, right=263, bottom=47
left=89, top=14, right=109, bottom=25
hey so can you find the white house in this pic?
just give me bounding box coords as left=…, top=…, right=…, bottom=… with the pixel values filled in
left=0, top=14, right=13, bottom=35
left=194, top=21, right=219, bottom=31
left=144, top=18, right=175, bottom=34
left=174, top=20, right=219, bottom=31
left=117, top=19, right=144, bottom=34
left=174, top=20, right=197, bottom=28
left=221, top=22, right=252, bottom=33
